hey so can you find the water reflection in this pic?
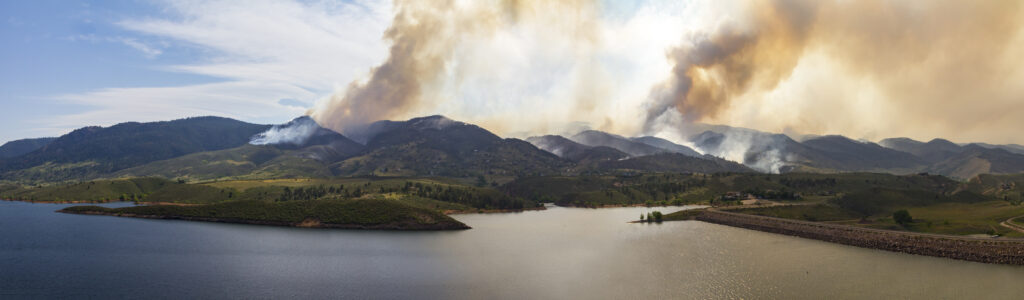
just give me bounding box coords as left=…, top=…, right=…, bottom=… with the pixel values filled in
left=1, top=202, right=1021, bottom=299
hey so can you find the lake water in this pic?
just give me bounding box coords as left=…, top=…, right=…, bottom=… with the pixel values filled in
left=2, top=201, right=1023, bottom=299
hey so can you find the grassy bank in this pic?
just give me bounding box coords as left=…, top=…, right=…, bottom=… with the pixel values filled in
left=720, top=201, right=1024, bottom=238
left=60, top=198, right=470, bottom=230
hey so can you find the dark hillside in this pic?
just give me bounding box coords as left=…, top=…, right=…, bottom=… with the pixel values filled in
left=0, top=117, right=270, bottom=182
left=0, top=137, right=56, bottom=159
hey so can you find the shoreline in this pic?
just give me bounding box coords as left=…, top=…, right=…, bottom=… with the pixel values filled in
left=2, top=198, right=124, bottom=204
left=58, top=209, right=471, bottom=231
left=688, top=210, right=1024, bottom=265
left=444, top=206, right=547, bottom=215
left=4, top=198, right=538, bottom=215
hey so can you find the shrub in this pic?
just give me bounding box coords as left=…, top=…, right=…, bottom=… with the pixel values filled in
left=892, top=209, right=913, bottom=225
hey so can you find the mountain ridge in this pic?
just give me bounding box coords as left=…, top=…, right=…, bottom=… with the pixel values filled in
left=4, top=116, right=1024, bottom=183
left=0, top=137, right=57, bottom=159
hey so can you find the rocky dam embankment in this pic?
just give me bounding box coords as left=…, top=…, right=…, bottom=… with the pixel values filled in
left=696, top=210, right=1024, bottom=265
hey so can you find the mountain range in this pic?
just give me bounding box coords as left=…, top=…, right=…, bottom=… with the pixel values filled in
left=685, top=125, right=1024, bottom=178
left=2, top=115, right=1023, bottom=184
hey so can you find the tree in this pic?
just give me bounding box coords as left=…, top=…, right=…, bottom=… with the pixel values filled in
left=646, top=212, right=653, bottom=223
left=893, top=209, right=913, bottom=225
left=652, top=211, right=663, bottom=223
left=640, top=213, right=645, bottom=221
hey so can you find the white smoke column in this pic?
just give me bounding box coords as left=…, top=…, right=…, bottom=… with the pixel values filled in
left=525, top=136, right=568, bottom=158
left=250, top=118, right=319, bottom=146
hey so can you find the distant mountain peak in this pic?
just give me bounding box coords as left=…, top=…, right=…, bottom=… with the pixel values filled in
left=879, top=137, right=923, bottom=148
left=629, top=136, right=701, bottom=157
left=406, top=115, right=462, bottom=130
left=810, top=135, right=856, bottom=142
left=573, top=130, right=624, bottom=139
left=925, top=138, right=959, bottom=147
left=285, top=115, right=315, bottom=124
left=525, top=135, right=624, bottom=162
left=569, top=130, right=669, bottom=157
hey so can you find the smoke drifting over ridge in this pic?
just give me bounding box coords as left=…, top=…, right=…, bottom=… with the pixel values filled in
left=310, top=0, right=1024, bottom=146
left=644, top=0, right=1024, bottom=144
left=311, top=0, right=603, bottom=137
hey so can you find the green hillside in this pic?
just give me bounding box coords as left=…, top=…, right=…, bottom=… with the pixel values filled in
left=597, top=153, right=752, bottom=174
left=331, top=116, right=571, bottom=179
left=114, top=145, right=341, bottom=182
left=0, top=117, right=270, bottom=183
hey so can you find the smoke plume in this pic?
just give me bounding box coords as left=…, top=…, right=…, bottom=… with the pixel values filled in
left=308, top=0, right=1024, bottom=147
left=645, top=0, right=1024, bottom=144
left=250, top=118, right=321, bottom=146
left=311, top=0, right=603, bottom=137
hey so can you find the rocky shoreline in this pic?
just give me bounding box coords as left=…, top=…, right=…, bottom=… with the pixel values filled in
left=59, top=210, right=471, bottom=231
left=695, top=210, right=1024, bottom=265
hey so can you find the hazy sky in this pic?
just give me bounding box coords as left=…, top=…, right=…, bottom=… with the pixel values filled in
left=3, top=0, right=1024, bottom=146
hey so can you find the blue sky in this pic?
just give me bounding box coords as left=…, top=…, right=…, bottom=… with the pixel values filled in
left=0, top=0, right=685, bottom=145
left=5, top=1, right=1022, bottom=146
left=0, top=0, right=391, bottom=144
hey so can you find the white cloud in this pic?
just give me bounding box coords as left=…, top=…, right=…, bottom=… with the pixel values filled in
left=64, top=34, right=164, bottom=58
left=53, top=81, right=315, bottom=128
left=51, top=0, right=391, bottom=130
left=117, top=37, right=163, bottom=58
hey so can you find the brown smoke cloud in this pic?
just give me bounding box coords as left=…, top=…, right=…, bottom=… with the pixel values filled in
left=312, top=0, right=601, bottom=137
left=310, top=0, right=1024, bottom=145
left=646, top=0, right=1024, bottom=144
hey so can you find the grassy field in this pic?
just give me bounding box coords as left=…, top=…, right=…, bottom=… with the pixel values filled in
left=60, top=197, right=469, bottom=230
left=0, top=177, right=231, bottom=204
left=649, top=173, right=1024, bottom=237
left=348, top=193, right=473, bottom=212
left=731, top=204, right=862, bottom=222
left=890, top=201, right=1024, bottom=237
left=661, top=209, right=705, bottom=221
left=724, top=201, right=1024, bottom=237
left=201, top=177, right=464, bottom=192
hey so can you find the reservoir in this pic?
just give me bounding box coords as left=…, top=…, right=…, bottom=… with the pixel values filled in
left=2, top=201, right=1022, bottom=299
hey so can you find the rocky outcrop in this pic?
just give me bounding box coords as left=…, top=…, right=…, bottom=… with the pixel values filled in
left=696, top=210, right=1024, bottom=265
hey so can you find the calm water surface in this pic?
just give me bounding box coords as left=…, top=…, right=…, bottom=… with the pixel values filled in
left=2, top=201, right=1022, bottom=299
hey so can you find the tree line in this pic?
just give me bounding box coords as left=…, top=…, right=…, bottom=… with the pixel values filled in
left=276, top=181, right=532, bottom=210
